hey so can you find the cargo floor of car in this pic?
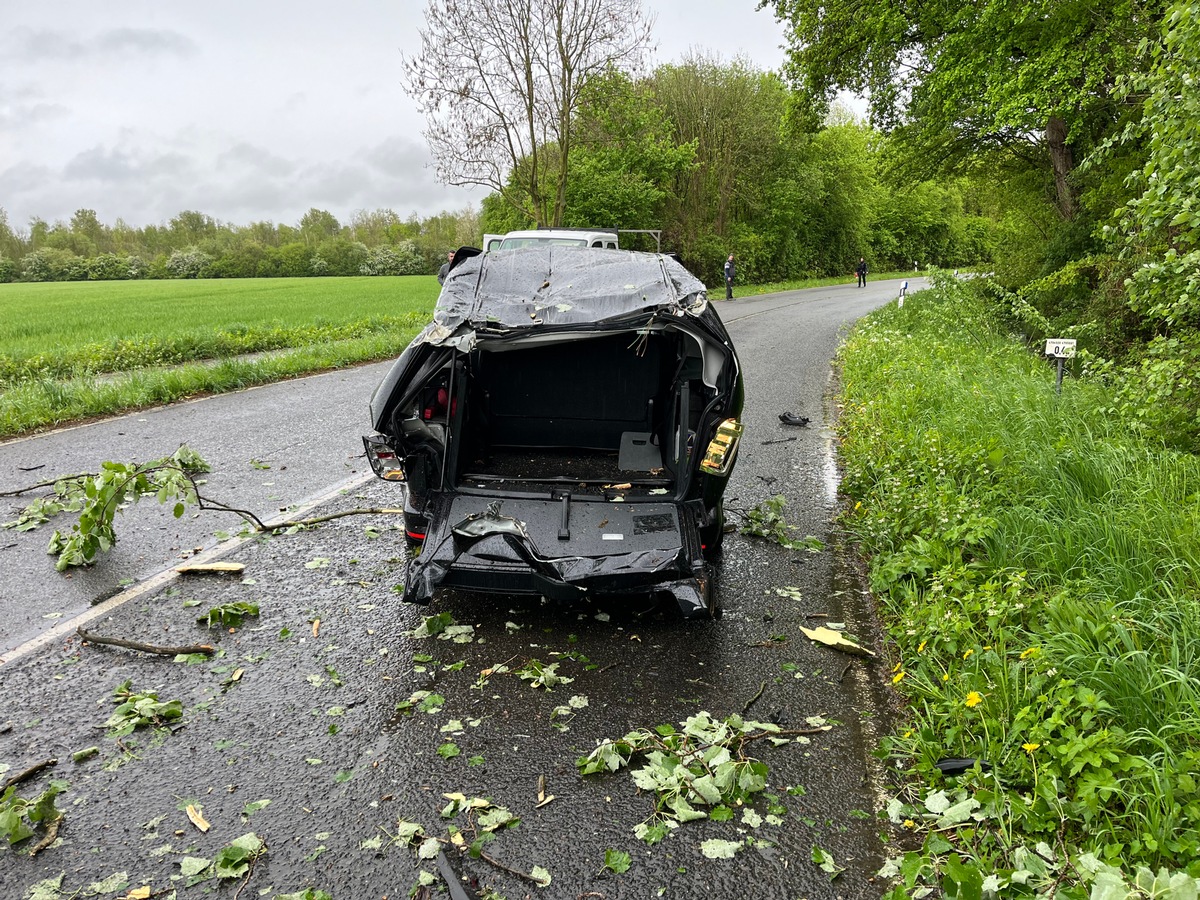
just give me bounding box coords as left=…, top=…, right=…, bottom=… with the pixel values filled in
left=462, top=434, right=669, bottom=484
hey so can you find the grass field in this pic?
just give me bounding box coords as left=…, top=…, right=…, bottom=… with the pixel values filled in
left=0, top=277, right=440, bottom=437
left=0, top=277, right=439, bottom=370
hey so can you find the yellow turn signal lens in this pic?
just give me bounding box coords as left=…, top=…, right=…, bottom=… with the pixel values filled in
left=699, top=418, right=743, bottom=475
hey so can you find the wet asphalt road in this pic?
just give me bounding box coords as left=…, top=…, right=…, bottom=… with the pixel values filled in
left=0, top=278, right=920, bottom=899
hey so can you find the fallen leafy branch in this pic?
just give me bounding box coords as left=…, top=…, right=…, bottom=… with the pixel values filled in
left=578, top=710, right=832, bottom=843
left=369, top=794, right=552, bottom=891
left=2, top=445, right=209, bottom=569
left=78, top=627, right=215, bottom=657
left=0, top=779, right=66, bottom=847
left=3, top=445, right=404, bottom=569
left=728, top=496, right=824, bottom=552
left=105, top=680, right=184, bottom=737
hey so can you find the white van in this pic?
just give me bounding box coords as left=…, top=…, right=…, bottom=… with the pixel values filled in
left=497, top=228, right=619, bottom=250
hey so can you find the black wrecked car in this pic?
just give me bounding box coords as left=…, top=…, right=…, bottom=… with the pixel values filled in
left=364, top=245, right=744, bottom=618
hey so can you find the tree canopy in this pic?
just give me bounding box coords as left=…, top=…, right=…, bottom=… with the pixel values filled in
left=762, top=0, right=1167, bottom=217
left=403, top=0, right=653, bottom=227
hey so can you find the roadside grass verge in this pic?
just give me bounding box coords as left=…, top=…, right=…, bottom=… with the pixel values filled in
left=0, top=277, right=438, bottom=386
left=729, top=269, right=919, bottom=298
left=0, top=327, right=424, bottom=438
left=836, top=272, right=1200, bottom=893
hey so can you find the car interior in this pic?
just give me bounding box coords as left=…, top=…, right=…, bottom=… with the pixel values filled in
left=403, top=327, right=721, bottom=495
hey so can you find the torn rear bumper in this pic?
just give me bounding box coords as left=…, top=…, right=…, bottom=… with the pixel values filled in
left=402, top=495, right=715, bottom=618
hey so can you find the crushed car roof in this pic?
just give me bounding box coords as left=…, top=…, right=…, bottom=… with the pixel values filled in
left=431, top=246, right=709, bottom=335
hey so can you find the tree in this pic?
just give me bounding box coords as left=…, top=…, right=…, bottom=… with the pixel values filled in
left=299, top=208, right=341, bottom=246
left=169, top=211, right=218, bottom=246
left=403, top=0, right=653, bottom=227
left=761, top=0, right=1167, bottom=219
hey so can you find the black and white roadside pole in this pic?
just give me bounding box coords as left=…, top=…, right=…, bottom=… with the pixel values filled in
left=1045, top=338, right=1077, bottom=395
left=898, top=280, right=909, bottom=307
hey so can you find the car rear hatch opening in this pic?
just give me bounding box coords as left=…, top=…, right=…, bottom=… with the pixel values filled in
left=398, top=324, right=728, bottom=617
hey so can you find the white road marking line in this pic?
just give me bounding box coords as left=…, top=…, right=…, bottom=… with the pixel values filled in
left=0, top=469, right=381, bottom=666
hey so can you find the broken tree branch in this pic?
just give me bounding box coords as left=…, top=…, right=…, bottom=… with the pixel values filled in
left=437, top=839, right=547, bottom=886
left=2, top=758, right=58, bottom=790
left=741, top=680, right=767, bottom=715
left=28, top=816, right=61, bottom=856
left=0, top=472, right=97, bottom=498
left=270, top=507, right=405, bottom=530
left=187, top=471, right=401, bottom=532
left=77, top=627, right=215, bottom=657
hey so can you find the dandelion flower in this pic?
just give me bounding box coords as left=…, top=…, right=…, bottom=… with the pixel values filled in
left=942, top=673, right=950, bottom=682
left=892, top=671, right=906, bottom=684
left=962, top=649, right=974, bottom=660
left=1020, top=647, right=1040, bottom=660
left=903, top=819, right=916, bottom=829
left=965, top=691, right=983, bottom=708
left=1023, top=742, right=1040, bottom=753
left=917, top=640, right=927, bottom=654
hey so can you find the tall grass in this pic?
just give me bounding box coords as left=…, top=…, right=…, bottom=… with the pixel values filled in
left=836, top=272, right=1200, bottom=888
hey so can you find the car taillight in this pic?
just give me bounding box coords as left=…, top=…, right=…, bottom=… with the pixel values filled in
left=699, top=418, right=744, bottom=476
left=363, top=435, right=406, bottom=481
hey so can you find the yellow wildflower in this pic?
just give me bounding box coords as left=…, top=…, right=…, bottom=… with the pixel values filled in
left=1020, top=647, right=1040, bottom=660
left=903, top=819, right=916, bottom=829
left=917, top=640, right=927, bottom=654
left=942, top=673, right=950, bottom=682
left=965, top=691, right=983, bottom=708
left=1023, top=742, right=1040, bottom=753
left=962, top=649, right=974, bottom=660
left=892, top=671, right=906, bottom=685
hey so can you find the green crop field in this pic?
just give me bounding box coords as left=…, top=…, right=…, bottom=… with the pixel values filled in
left=0, top=276, right=439, bottom=363
left=0, top=277, right=440, bottom=437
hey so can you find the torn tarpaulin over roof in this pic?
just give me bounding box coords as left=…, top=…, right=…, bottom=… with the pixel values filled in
left=424, top=247, right=709, bottom=340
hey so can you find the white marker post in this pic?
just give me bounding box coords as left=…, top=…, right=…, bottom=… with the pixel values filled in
left=898, top=280, right=909, bottom=307
left=1045, top=338, right=1077, bottom=395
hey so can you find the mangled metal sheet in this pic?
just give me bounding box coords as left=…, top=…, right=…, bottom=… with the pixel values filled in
left=404, top=499, right=703, bottom=608
left=423, top=247, right=709, bottom=345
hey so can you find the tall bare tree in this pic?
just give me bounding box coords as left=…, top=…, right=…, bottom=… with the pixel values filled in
left=404, top=0, right=654, bottom=227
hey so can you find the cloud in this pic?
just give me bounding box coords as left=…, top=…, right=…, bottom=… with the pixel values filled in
left=4, top=26, right=198, bottom=63
left=63, top=145, right=195, bottom=184
left=1, top=129, right=479, bottom=231
left=0, top=100, right=68, bottom=130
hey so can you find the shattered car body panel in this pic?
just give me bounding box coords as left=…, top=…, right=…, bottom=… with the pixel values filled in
left=365, top=246, right=743, bottom=618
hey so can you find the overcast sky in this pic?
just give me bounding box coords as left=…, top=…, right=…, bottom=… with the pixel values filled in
left=0, top=0, right=791, bottom=234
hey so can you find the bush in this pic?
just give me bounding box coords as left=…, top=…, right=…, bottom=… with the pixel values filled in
left=165, top=248, right=213, bottom=279
left=360, top=241, right=425, bottom=276
left=87, top=253, right=131, bottom=281
left=21, top=248, right=86, bottom=282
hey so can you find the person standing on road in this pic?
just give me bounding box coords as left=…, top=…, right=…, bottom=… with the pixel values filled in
left=855, top=256, right=868, bottom=288
left=437, top=250, right=453, bottom=285
left=724, top=253, right=736, bottom=300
